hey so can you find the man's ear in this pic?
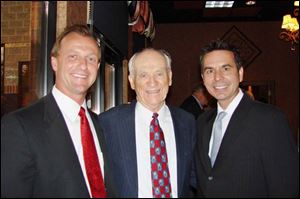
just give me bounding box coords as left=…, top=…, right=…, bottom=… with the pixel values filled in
left=239, top=67, right=244, bottom=82
left=51, top=56, right=58, bottom=72
left=128, top=75, right=135, bottom=90
left=168, top=71, right=172, bottom=86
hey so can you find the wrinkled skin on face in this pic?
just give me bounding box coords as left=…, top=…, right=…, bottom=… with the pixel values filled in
left=129, top=49, right=172, bottom=112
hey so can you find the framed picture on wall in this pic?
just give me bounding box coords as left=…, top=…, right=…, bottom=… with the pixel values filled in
left=222, top=26, right=261, bottom=69
left=240, top=80, right=275, bottom=105
left=18, top=61, right=30, bottom=106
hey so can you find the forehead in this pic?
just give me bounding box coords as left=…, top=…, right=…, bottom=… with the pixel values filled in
left=60, top=32, right=100, bottom=55
left=61, top=32, right=97, bottom=47
left=204, top=50, right=234, bottom=62
left=134, top=50, right=167, bottom=70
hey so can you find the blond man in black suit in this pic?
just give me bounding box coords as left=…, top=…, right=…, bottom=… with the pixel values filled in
left=1, top=25, right=113, bottom=197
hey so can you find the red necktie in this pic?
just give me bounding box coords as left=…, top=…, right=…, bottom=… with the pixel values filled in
left=79, top=107, right=106, bottom=198
left=150, top=113, right=172, bottom=198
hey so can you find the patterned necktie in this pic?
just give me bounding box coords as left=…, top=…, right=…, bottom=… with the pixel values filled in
left=210, top=111, right=227, bottom=166
left=79, top=107, right=106, bottom=198
left=150, top=113, right=172, bottom=198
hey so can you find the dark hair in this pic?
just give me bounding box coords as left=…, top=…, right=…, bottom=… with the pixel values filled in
left=199, top=39, right=243, bottom=73
left=51, top=24, right=100, bottom=58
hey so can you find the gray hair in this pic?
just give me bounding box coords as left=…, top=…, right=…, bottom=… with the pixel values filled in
left=128, top=48, right=172, bottom=76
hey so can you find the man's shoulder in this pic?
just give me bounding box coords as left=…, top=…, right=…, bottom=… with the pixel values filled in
left=1, top=94, right=54, bottom=130
left=169, top=105, right=195, bottom=121
left=3, top=95, right=51, bottom=119
left=180, top=95, right=196, bottom=107
left=241, top=94, right=284, bottom=116
left=99, top=103, right=133, bottom=119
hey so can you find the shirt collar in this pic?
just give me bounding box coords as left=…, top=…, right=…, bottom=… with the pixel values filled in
left=217, top=88, right=244, bottom=116
left=136, top=101, right=169, bottom=123
left=52, top=85, right=86, bottom=121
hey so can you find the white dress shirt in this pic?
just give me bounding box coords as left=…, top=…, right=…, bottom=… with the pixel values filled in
left=135, top=102, right=178, bottom=198
left=209, top=89, right=244, bottom=157
left=52, top=86, right=104, bottom=197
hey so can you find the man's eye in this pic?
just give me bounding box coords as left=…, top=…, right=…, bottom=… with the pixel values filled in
left=138, top=73, right=147, bottom=78
left=205, top=69, right=213, bottom=74
left=69, top=55, right=77, bottom=60
left=223, top=66, right=230, bottom=71
left=87, top=57, right=97, bottom=64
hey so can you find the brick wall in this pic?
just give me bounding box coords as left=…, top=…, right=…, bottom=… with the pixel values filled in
left=1, top=1, right=31, bottom=93
left=1, top=1, right=88, bottom=114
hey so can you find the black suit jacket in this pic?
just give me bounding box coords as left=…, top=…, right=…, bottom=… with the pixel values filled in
left=180, top=95, right=204, bottom=119
left=195, top=94, right=299, bottom=198
left=1, top=93, right=113, bottom=198
left=98, top=101, right=197, bottom=198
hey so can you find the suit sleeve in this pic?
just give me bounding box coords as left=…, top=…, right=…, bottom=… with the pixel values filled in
left=261, top=110, right=299, bottom=197
left=1, top=114, right=36, bottom=198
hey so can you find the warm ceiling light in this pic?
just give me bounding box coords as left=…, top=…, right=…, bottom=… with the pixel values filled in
left=281, top=15, right=299, bottom=32
left=246, top=1, right=256, bottom=6
left=279, top=2, right=299, bottom=51
left=205, top=1, right=234, bottom=8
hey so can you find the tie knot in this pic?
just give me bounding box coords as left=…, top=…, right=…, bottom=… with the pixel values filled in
left=152, top=113, right=159, bottom=119
left=79, top=107, right=86, bottom=117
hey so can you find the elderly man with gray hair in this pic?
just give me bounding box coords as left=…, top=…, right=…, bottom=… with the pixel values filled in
left=98, top=48, right=197, bottom=198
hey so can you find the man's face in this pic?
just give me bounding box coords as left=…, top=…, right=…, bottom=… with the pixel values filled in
left=129, top=49, right=172, bottom=112
left=202, top=50, right=243, bottom=109
left=51, top=32, right=100, bottom=104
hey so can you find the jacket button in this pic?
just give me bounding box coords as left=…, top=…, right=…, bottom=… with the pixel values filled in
left=208, top=176, right=213, bottom=181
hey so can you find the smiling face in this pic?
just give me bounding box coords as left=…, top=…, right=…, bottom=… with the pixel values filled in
left=51, top=32, right=100, bottom=104
left=128, top=49, right=172, bottom=112
left=202, top=50, right=243, bottom=109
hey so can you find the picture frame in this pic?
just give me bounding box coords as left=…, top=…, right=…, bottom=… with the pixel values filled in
left=240, top=80, right=275, bottom=105
left=221, top=26, right=261, bottom=69
left=18, top=61, right=31, bottom=106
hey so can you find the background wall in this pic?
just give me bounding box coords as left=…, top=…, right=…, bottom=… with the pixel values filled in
left=1, top=1, right=31, bottom=93
left=152, top=22, right=299, bottom=141
left=1, top=2, right=299, bottom=142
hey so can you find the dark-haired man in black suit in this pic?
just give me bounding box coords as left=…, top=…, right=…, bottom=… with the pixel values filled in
left=195, top=39, right=299, bottom=198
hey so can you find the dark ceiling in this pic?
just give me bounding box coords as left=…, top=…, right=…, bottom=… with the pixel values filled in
left=149, top=1, right=295, bottom=23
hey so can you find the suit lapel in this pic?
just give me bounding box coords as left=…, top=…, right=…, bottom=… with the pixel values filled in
left=169, top=106, right=193, bottom=196
left=90, top=112, right=106, bottom=155
left=43, top=94, right=89, bottom=195
left=169, top=107, right=183, bottom=194
left=200, top=110, right=217, bottom=173
left=90, top=110, right=118, bottom=196
left=118, top=102, right=138, bottom=197
left=214, top=94, right=253, bottom=167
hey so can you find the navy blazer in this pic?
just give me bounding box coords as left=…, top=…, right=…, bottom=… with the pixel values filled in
left=195, top=93, right=299, bottom=198
left=98, top=101, right=197, bottom=198
left=1, top=93, right=113, bottom=198
left=180, top=95, right=205, bottom=119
